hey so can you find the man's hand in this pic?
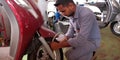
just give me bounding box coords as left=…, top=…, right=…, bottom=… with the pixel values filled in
left=50, top=42, right=61, bottom=50
left=50, top=36, right=70, bottom=50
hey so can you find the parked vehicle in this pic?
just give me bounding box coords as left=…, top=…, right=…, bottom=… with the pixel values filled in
left=46, top=1, right=56, bottom=30
left=86, top=0, right=120, bottom=36
left=0, top=0, right=63, bottom=60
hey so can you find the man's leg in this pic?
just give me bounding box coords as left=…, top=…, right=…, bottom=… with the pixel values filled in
left=65, top=41, right=96, bottom=60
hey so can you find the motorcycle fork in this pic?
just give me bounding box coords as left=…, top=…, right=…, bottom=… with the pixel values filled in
left=26, top=32, right=55, bottom=60
left=37, top=31, right=55, bottom=60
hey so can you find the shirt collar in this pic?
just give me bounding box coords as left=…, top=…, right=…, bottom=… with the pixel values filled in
left=69, top=5, right=79, bottom=22
left=73, top=5, right=79, bottom=19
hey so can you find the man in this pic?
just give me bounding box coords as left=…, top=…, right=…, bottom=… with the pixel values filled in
left=50, top=0, right=101, bottom=60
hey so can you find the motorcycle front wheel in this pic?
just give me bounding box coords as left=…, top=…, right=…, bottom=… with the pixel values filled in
left=27, top=43, right=63, bottom=60
left=110, top=21, right=120, bottom=36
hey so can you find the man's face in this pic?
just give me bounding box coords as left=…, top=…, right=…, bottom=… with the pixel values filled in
left=57, top=4, right=74, bottom=17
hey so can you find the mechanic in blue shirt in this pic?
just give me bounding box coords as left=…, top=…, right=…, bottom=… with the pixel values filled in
left=50, top=0, right=101, bottom=60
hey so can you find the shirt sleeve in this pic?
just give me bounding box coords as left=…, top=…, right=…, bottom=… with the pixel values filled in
left=68, top=13, right=96, bottom=47
left=65, top=22, right=75, bottom=38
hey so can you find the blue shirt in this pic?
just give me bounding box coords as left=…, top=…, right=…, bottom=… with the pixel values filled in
left=65, top=5, right=101, bottom=48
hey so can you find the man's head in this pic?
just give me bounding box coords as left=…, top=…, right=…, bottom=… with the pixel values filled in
left=54, top=0, right=76, bottom=17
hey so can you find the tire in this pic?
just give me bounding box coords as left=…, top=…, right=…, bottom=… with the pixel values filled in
left=27, top=42, right=63, bottom=60
left=110, top=21, right=120, bottom=36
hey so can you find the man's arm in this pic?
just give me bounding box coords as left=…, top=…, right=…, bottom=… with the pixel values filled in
left=50, top=36, right=70, bottom=50
left=65, top=22, right=75, bottom=38
left=68, top=12, right=96, bottom=47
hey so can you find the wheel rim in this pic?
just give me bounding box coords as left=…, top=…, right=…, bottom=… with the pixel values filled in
left=113, top=23, right=120, bottom=34
left=36, top=45, right=61, bottom=60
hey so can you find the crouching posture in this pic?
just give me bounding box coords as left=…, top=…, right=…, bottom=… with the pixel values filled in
left=50, top=0, right=101, bottom=60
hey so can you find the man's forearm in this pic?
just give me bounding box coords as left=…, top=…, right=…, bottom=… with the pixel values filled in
left=59, top=40, right=71, bottom=48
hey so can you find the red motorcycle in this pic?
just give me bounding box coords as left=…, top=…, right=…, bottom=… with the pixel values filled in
left=0, top=0, right=63, bottom=60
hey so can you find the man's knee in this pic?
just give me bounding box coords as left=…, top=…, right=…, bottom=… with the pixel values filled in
left=65, top=51, right=93, bottom=60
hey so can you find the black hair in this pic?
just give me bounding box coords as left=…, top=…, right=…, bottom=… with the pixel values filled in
left=54, top=0, right=74, bottom=6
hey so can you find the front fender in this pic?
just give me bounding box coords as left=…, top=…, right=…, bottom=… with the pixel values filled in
left=39, top=26, right=56, bottom=38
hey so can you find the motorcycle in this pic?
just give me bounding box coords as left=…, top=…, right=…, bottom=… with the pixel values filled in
left=0, top=0, right=63, bottom=60
left=46, top=1, right=56, bottom=30
left=86, top=0, right=120, bottom=36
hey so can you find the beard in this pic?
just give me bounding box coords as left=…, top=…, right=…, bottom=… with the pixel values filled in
left=67, top=11, right=74, bottom=17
